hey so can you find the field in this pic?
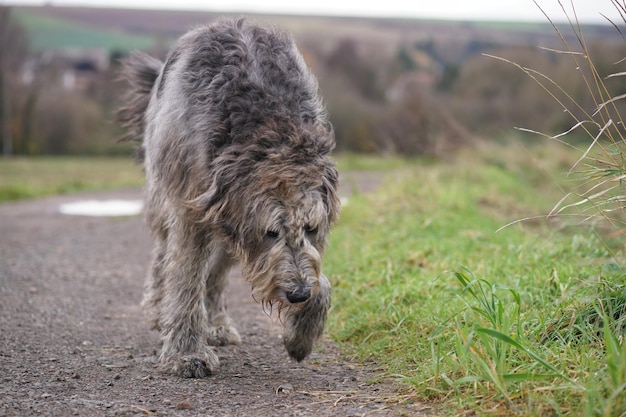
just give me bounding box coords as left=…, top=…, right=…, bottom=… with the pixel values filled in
left=13, top=11, right=157, bottom=51
left=2, top=142, right=624, bottom=415
left=0, top=156, right=143, bottom=202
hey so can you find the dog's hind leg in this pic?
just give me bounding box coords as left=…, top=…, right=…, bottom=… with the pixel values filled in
left=157, top=222, right=219, bottom=378
left=142, top=228, right=167, bottom=331
left=204, top=246, right=241, bottom=346
left=141, top=199, right=168, bottom=330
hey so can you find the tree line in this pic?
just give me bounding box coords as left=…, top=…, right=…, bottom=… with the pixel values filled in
left=1, top=7, right=625, bottom=157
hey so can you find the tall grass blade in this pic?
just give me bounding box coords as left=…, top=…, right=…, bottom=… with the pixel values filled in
left=475, top=328, right=580, bottom=387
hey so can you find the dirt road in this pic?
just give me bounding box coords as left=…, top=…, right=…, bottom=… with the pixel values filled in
left=0, top=174, right=430, bottom=416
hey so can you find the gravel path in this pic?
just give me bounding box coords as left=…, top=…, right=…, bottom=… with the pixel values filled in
left=0, top=173, right=432, bottom=417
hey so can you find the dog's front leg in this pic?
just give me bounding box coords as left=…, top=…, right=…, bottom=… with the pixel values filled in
left=156, top=229, right=219, bottom=378
left=283, top=274, right=331, bottom=361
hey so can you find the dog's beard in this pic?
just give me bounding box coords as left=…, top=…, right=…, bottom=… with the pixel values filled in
left=254, top=271, right=331, bottom=362
left=243, top=239, right=322, bottom=310
left=248, top=252, right=330, bottom=362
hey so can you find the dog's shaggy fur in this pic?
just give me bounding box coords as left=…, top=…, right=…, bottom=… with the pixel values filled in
left=117, top=19, right=340, bottom=378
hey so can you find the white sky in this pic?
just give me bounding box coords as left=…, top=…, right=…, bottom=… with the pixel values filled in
left=1, top=0, right=619, bottom=23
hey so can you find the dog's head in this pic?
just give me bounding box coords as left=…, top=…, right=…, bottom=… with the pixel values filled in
left=242, top=176, right=334, bottom=306
left=190, top=121, right=340, bottom=309
left=189, top=119, right=339, bottom=361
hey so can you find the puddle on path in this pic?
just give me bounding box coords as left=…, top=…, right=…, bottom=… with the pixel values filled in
left=59, top=200, right=143, bottom=217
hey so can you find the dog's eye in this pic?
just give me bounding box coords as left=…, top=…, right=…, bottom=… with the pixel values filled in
left=266, top=230, right=280, bottom=239
left=304, top=224, right=317, bottom=235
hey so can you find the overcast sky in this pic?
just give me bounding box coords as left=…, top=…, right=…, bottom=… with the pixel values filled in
left=2, top=0, right=619, bottom=23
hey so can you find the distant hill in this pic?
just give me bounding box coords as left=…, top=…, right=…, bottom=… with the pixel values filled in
left=12, top=5, right=623, bottom=55
left=14, top=9, right=156, bottom=51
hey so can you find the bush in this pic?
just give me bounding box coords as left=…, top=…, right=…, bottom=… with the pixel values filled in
left=33, top=92, right=109, bottom=154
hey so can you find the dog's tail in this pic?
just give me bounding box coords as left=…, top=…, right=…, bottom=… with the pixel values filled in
left=116, top=51, right=162, bottom=144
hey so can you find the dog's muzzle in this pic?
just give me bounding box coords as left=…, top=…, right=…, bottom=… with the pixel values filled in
left=286, top=285, right=311, bottom=304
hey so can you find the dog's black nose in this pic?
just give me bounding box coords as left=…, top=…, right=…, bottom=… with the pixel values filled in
left=286, top=286, right=311, bottom=304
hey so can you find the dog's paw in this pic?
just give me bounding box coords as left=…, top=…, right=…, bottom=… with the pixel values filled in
left=207, top=325, right=242, bottom=346
left=160, top=349, right=220, bottom=378
left=284, top=332, right=314, bottom=362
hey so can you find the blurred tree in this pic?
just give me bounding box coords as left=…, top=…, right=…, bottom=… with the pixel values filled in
left=378, top=92, right=432, bottom=154
left=326, top=38, right=383, bottom=101
left=437, top=64, right=459, bottom=92
left=377, top=88, right=469, bottom=156
left=396, top=47, right=416, bottom=72
left=33, top=92, right=107, bottom=154
left=0, top=7, right=30, bottom=156
left=450, top=46, right=566, bottom=136
left=0, top=7, right=12, bottom=157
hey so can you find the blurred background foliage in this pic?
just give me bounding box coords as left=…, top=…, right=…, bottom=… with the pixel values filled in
left=0, top=5, right=624, bottom=157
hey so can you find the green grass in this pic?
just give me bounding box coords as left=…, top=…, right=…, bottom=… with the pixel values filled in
left=0, top=157, right=144, bottom=202
left=334, top=153, right=418, bottom=171
left=324, top=144, right=625, bottom=416
left=14, top=11, right=157, bottom=51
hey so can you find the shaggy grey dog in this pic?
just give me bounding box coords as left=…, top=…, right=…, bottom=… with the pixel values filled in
left=117, top=19, right=340, bottom=378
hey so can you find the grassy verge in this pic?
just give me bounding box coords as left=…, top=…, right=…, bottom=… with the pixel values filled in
left=0, top=153, right=408, bottom=203
left=0, top=154, right=404, bottom=202
left=325, top=143, right=625, bottom=416
left=0, top=157, right=144, bottom=203
left=333, top=153, right=417, bottom=171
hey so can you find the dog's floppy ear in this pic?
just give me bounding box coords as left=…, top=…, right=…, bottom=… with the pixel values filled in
left=188, top=181, right=220, bottom=213
left=186, top=156, right=249, bottom=231
left=186, top=160, right=232, bottom=219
